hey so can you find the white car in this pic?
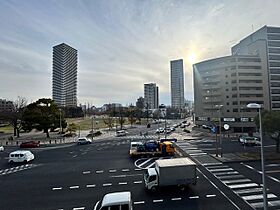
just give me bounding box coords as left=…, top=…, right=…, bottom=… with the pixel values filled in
left=0, top=146, right=4, bottom=152
left=116, top=130, right=127, bottom=137
left=94, top=191, right=133, bottom=210
left=9, top=150, right=34, bottom=163
left=77, top=137, right=92, bottom=145
left=239, top=135, right=261, bottom=146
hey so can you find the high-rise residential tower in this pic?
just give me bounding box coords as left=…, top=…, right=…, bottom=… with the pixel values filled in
left=52, top=43, right=78, bottom=107
left=144, top=83, right=159, bottom=109
left=170, top=59, right=185, bottom=108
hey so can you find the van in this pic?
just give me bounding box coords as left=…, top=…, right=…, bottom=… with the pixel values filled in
left=9, top=150, right=34, bottom=163
left=116, top=130, right=127, bottom=137
left=93, top=191, right=133, bottom=210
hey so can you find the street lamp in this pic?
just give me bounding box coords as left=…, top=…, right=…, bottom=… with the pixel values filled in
left=59, top=108, right=62, bottom=138
left=247, top=103, right=267, bottom=210
left=159, top=104, right=166, bottom=139
left=215, top=105, right=223, bottom=157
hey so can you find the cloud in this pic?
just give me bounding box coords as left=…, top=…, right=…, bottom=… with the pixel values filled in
left=0, top=0, right=280, bottom=106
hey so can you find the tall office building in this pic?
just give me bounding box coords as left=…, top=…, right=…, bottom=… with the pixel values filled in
left=52, top=43, right=78, bottom=107
left=232, top=26, right=280, bottom=110
left=193, top=25, right=280, bottom=132
left=144, top=83, right=159, bottom=109
left=193, top=55, right=269, bottom=132
left=170, top=59, right=185, bottom=108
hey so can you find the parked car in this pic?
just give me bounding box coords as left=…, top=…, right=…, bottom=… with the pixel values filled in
left=94, top=191, right=133, bottom=210
left=170, top=127, right=175, bottom=131
left=116, top=130, right=127, bottom=137
left=77, top=137, right=92, bottom=145
left=0, top=145, right=4, bottom=152
left=9, top=150, right=34, bottom=163
left=20, top=141, right=40, bottom=148
left=180, top=124, right=186, bottom=128
left=239, top=135, right=260, bottom=146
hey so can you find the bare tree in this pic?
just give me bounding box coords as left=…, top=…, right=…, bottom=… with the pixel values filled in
left=2, top=97, right=27, bottom=137
left=103, top=115, right=114, bottom=130
left=128, top=105, right=137, bottom=127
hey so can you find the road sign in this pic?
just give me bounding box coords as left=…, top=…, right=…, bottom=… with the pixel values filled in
left=211, top=126, right=216, bottom=133
left=224, top=124, right=230, bottom=130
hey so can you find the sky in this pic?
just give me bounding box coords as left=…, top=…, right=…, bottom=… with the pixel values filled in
left=0, top=0, right=280, bottom=107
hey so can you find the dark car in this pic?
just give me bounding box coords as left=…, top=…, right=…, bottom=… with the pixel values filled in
left=20, top=141, right=40, bottom=148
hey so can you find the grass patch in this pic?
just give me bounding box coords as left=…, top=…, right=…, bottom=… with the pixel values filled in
left=0, top=125, right=13, bottom=133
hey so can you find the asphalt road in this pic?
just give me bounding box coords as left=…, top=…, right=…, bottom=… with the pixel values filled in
left=0, top=136, right=240, bottom=210
left=1, top=119, right=279, bottom=210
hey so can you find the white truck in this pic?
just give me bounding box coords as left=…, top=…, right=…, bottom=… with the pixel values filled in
left=144, top=157, right=197, bottom=191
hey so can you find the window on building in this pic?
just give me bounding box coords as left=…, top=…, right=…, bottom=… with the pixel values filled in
left=233, top=108, right=238, bottom=112
left=232, top=101, right=238, bottom=105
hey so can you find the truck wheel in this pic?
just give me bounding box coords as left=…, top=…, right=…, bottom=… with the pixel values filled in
left=179, top=185, right=186, bottom=191
left=151, top=186, right=157, bottom=192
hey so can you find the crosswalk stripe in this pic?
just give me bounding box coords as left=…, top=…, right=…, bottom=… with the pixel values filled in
left=228, top=183, right=259, bottom=189
left=235, top=188, right=264, bottom=195
left=242, top=193, right=277, bottom=201
left=223, top=179, right=251, bottom=184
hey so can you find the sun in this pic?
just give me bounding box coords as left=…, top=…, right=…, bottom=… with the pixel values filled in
left=187, top=53, right=197, bottom=64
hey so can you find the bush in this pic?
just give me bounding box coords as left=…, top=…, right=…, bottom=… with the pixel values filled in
left=63, top=132, right=76, bottom=137
left=87, top=131, right=102, bottom=138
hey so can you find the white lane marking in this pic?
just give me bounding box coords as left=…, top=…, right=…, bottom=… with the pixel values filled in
left=134, top=201, right=145, bottom=205
left=153, top=199, right=163, bottom=203
left=266, top=163, right=280, bottom=167
left=86, top=184, right=96, bottom=188
left=134, top=168, right=142, bottom=171
left=206, top=194, right=216, bottom=198
left=138, top=159, right=153, bottom=167
left=119, top=182, right=127, bottom=185
left=52, top=187, right=62, bottom=190
left=241, top=163, right=280, bottom=183
left=73, top=155, right=77, bottom=158
left=96, top=170, right=104, bottom=174
left=171, top=197, right=182, bottom=201
left=103, top=183, right=112, bottom=187
left=73, top=207, right=85, bottom=210
left=70, top=186, right=79, bottom=189
left=145, top=162, right=155, bottom=169
left=83, top=171, right=91, bottom=174
left=189, top=196, right=199, bottom=199
left=109, top=169, right=117, bottom=173
left=134, top=181, right=142, bottom=184
left=110, top=173, right=142, bottom=178
left=122, top=169, right=129, bottom=172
